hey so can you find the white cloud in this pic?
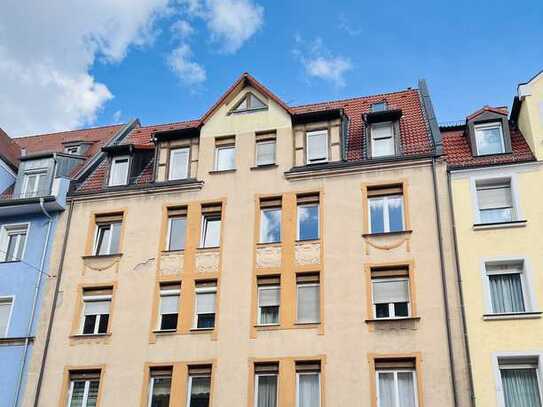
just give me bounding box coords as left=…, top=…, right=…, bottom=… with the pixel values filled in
left=171, top=20, right=194, bottom=39
left=294, top=36, right=352, bottom=88
left=113, top=110, right=123, bottom=123
left=0, top=0, right=172, bottom=136
left=167, top=44, right=207, bottom=85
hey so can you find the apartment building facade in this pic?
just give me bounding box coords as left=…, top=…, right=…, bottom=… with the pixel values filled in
left=0, top=125, right=129, bottom=407
left=443, top=70, right=543, bottom=407
left=25, top=73, right=470, bottom=407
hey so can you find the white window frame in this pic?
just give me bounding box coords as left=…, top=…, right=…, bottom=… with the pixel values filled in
left=67, top=378, right=99, bottom=407
left=147, top=375, right=172, bottom=407
left=371, top=277, right=411, bottom=319
left=168, top=147, right=190, bottom=180
left=158, top=288, right=180, bottom=331
left=375, top=369, right=419, bottom=407
left=200, top=214, right=221, bottom=248
left=296, top=203, right=320, bottom=241
left=470, top=173, right=522, bottom=225
left=214, top=145, right=236, bottom=171
left=0, top=296, right=15, bottom=338
left=92, top=222, right=121, bottom=256
left=306, top=130, right=329, bottom=164
left=65, top=145, right=81, bottom=155
left=186, top=374, right=211, bottom=407
left=193, top=286, right=217, bottom=329
left=474, top=122, right=505, bottom=155
left=295, top=372, right=321, bottom=407
left=255, top=139, right=276, bottom=166
left=0, top=223, right=29, bottom=262
left=21, top=169, right=47, bottom=197
left=296, top=283, right=320, bottom=324
left=481, top=257, right=537, bottom=316
left=367, top=195, right=405, bottom=234
left=108, top=155, right=130, bottom=186
left=370, top=121, right=395, bottom=158
left=494, top=353, right=543, bottom=407
left=166, top=215, right=187, bottom=251
left=80, top=294, right=112, bottom=335
left=257, top=285, right=280, bottom=326
left=254, top=373, right=279, bottom=407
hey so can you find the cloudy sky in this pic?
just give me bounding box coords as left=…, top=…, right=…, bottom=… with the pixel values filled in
left=0, top=0, right=541, bottom=136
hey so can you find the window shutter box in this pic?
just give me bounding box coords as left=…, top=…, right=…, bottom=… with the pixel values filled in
left=255, top=132, right=276, bottom=142
left=296, top=274, right=320, bottom=283
left=370, top=267, right=409, bottom=279
left=257, top=276, right=280, bottom=286
left=367, top=184, right=403, bottom=197
left=375, top=358, right=416, bottom=370
left=201, top=203, right=222, bottom=215
left=167, top=207, right=188, bottom=217
left=83, top=287, right=113, bottom=296
left=95, top=213, right=123, bottom=224
left=295, top=361, right=321, bottom=372
left=215, top=137, right=235, bottom=147
left=69, top=370, right=101, bottom=381
left=188, top=365, right=212, bottom=376
left=150, top=367, right=173, bottom=377
left=372, top=279, right=409, bottom=304
left=260, top=198, right=282, bottom=209
left=255, top=363, right=279, bottom=374
left=296, top=194, right=320, bottom=205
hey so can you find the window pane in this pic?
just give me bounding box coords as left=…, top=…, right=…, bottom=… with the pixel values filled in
left=110, top=158, right=129, bottom=186
left=298, top=374, right=320, bottom=407
left=0, top=301, right=11, bottom=337
left=489, top=273, right=525, bottom=313
left=394, top=303, right=409, bottom=317
left=150, top=377, right=172, bottom=407
left=202, top=217, right=221, bottom=248
left=97, top=314, right=109, bottom=334
left=197, top=314, right=215, bottom=329
left=160, top=313, right=178, bottom=330
left=256, top=141, right=276, bottom=166
left=398, top=372, right=417, bottom=407
left=86, top=380, right=99, bottom=407
left=250, top=94, right=267, bottom=109
left=69, top=381, right=86, bottom=407
left=369, top=198, right=385, bottom=233
left=297, top=285, right=320, bottom=323
left=189, top=376, right=210, bottom=407
left=109, top=223, right=121, bottom=254
left=501, top=368, right=542, bottom=407
left=298, top=204, right=319, bottom=241
left=480, top=208, right=513, bottom=224
left=476, top=125, right=504, bottom=155
left=307, top=132, right=328, bottom=162
left=82, top=315, right=97, bottom=334
left=387, top=196, right=404, bottom=232
left=377, top=372, right=395, bottom=407
left=375, top=303, right=390, bottom=319
left=260, top=209, right=281, bottom=243
left=216, top=147, right=235, bottom=170
left=257, top=375, right=277, bottom=407
left=259, top=306, right=279, bottom=325
left=6, top=235, right=19, bottom=261
left=371, top=123, right=395, bottom=157
left=169, top=148, right=189, bottom=180
left=95, top=226, right=111, bottom=255
left=168, top=217, right=187, bottom=250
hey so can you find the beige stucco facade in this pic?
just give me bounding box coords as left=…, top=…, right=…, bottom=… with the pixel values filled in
left=24, top=85, right=470, bottom=407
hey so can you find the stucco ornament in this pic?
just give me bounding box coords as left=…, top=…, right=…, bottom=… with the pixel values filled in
left=364, top=233, right=411, bottom=255
left=256, top=245, right=281, bottom=268
left=295, top=242, right=321, bottom=266
left=159, top=253, right=183, bottom=275
left=196, top=250, right=220, bottom=273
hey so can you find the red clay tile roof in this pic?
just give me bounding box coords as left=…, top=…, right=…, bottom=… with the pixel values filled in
left=0, top=128, right=21, bottom=170
left=442, top=125, right=535, bottom=169
left=120, top=120, right=200, bottom=145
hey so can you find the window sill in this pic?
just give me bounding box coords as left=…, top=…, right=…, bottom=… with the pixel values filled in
left=362, top=230, right=413, bottom=238
left=256, top=241, right=281, bottom=247
left=0, top=260, right=22, bottom=264
left=152, top=329, right=178, bottom=335
left=196, top=246, right=220, bottom=252
left=190, top=328, right=214, bottom=334
left=255, top=323, right=281, bottom=329
left=294, top=322, right=321, bottom=327
left=208, top=169, right=236, bottom=175
left=295, top=239, right=321, bottom=244
left=365, top=316, right=420, bottom=323
left=160, top=249, right=185, bottom=254
left=473, top=220, right=527, bottom=231
left=483, top=312, right=542, bottom=321
left=82, top=253, right=123, bottom=260
left=250, top=164, right=278, bottom=171
left=70, top=333, right=111, bottom=339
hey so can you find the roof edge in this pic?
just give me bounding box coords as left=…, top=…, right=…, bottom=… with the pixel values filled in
left=418, top=79, right=443, bottom=156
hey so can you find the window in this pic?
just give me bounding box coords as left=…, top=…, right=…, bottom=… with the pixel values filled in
left=371, top=102, right=388, bottom=112
left=306, top=130, right=328, bottom=164
left=67, top=371, right=101, bottom=407
left=93, top=214, right=122, bottom=255
left=215, top=138, right=236, bottom=171
left=148, top=368, right=172, bottom=407
left=254, top=363, right=278, bottom=407
left=257, top=277, right=280, bottom=325
left=194, top=281, right=216, bottom=329
left=256, top=138, right=276, bottom=167
left=474, top=122, right=505, bottom=155
left=168, top=147, right=190, bottom=180
left=109, top=156, right=130, bottom=186
left=367, top=185, right=404, bottom=234
left=200, top=205, right=221, bottom=248
left=376, top=367, right=418, bottom=407
left=65, top=145, right=81, bottom=155
left=296, top=362, right=321, bottom=407
left=371, top=267, right=411, bottom=319
left=296, top=274, right=320, bottom=324
left=499, top=358, right=542, bottom=407
left=167, top=208, right=187, bottom=251
left=370, top=122, right=395, bottom=158
left=232, top=92, right=267, bottom=113
left=476, top=179, right=515, bottom=224
left=22, top=170, right=47, bottom=197
left=158, top=283, right=180, bottom=331
left=187, top=366, right=212, bottom=407
left=260, top=198, right=281, bottom=244
left=486, top=262, right=529, bottom=314
left=0, top=224, right=28, bottom=262
left=297, top=196, right=319, bottom=241
left=81, top=288, right=112, bottom=335
left=0, top=298, right=13, bottom=337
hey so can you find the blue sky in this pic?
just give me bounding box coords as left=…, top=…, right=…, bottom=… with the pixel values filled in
left=1, top=0, right=542, bottom=136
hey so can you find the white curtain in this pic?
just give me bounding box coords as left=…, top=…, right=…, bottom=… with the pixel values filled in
left=297, top=285, right=320, bottom=323
left=398, top=372, right=416, bottom=407
left=298, top=374, right=319, bottom=407
left=502, top=368, right=542, bottom=407
left=489, top=274, right=525, bottom=313
left=378, top=373, right=395, bottom=407
left=257, top=375, right=277, bottom=407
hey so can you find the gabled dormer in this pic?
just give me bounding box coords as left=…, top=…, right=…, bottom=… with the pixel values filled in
left=229, top=92, right=267, bottom=114
left=102, top=144, right=154, bottom=187
left=363, top=101, right=403, bottom=159
left=465, top=106, right=512, bottom=157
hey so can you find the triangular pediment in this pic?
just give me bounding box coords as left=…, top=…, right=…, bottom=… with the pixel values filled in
left=230, top=91, right=267, bottom=113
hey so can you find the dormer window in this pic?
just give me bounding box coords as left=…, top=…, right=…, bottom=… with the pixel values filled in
left=64, top=145, right=80, bottom=155
left=370, top=122, right=395, bottom=158
left=371, top=102, right=387, bottom=112
left=22, top=170, right=47, bottom=198
left=474, top=122, right=505, bottom=155
left=168, top=147, right=190, bottom=180
left=231, top=92, right=267, bottom=113
left=306, top=130, right=329, bottom=164
left=109, top=156, right=129, bottom=186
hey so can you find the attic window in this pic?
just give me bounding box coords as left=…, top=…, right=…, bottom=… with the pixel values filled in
left=231, top=92, right=267, bottom=113
left=474, top=122, right=505, bottom=155
left=64, top=145, right=81, bottom=155
left=371, top=102, right=387, bottom=112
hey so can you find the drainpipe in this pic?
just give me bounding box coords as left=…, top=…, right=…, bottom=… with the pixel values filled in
left=447, top=170, right=476, bottom=407
left=33, top=199, right=74, bottom=407
left=13, top=198, right=53, bottom=407
left=431, top=158, right=459, bottom=407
